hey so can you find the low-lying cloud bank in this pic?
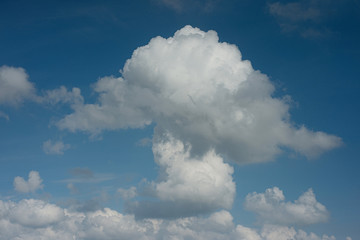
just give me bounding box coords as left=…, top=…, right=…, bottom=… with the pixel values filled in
left=0, top=198, right=350, bottom=240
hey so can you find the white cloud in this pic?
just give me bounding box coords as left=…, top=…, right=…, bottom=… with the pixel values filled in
left=153, top=135, right=235, bottom=207
left=5, top=199, right=65, bottom=228
left=126, top=134, right=235, bottom=218
left=13, top=171, right=43, bottom=193
left=234, top=225, right=262, bottom=240
left=0, top=198, right=345, bottom=240
left=56, top=25, right=342, bottom=164
left=43, top=139, right=70, bottom=155
left=0, top=65, right=36, bottom=106
left=261, top=225, right=338, bottom=240
left=245, top=187, right=329, bottom=225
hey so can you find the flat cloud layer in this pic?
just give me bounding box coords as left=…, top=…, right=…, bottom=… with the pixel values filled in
left=56, top=25, right=342, bottom=164
left=245, top=187, right=329, bottom=225
left=0, top=198, right=347, bottom=240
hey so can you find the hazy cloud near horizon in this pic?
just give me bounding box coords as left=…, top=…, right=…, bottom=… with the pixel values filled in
left=0, top=197, right=348, bottom=240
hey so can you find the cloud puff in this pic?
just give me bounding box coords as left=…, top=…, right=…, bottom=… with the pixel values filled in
left=13, top=171, right=43, bottom=193
left=245, top=187, right=329, bottom=225
left=43, top=139, right=70, bottom=155
left=0, top=65, right=36, bottom=106
left=2, top=199, right=65, bottom=228
left=126, top=134, right=235, bottom=218
left=153, top=135, right=235, bottom=207
left=56, top=25, right=341, bottom=164
left=0, top=198, right=346, bottom=240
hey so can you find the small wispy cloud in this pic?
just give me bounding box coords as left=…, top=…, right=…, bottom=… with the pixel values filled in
left=153, top=0, right=219, bottom=13
left=136, top=137, right=152, bottom=147
left=57, top=168, right=116, bottom=184
left=267, top=0, right=339, bottom=38
left=43, top=140, right=70, bottom=155
left=118, top=186, right=137, bottom=200
left=0, top=111, right=9, bottom=121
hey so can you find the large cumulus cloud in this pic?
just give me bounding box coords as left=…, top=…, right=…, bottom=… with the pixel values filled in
left=56, top=25, right=341, bottom=164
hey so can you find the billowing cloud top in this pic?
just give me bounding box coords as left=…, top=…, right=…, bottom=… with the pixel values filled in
left=57, top=25, right=342, bottom=164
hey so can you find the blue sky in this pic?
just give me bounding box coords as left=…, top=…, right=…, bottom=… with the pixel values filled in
left=0, top=0, right=359, bottom=239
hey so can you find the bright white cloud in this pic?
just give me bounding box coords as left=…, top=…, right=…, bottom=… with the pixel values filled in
left=13, top=171, right=43, bottom=193
left=56, top=25, right=342, bottom=164
left=0, top=65, right=36, bottom=106
left=153, top=134, right=235, bottom=208
left=43, top=139, right=70, bottom=155
left=127, top=134, right=235, bottom=218
left=0, top=198, right=346, bottom=240
left=245, top=187, right=329, bottom=225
